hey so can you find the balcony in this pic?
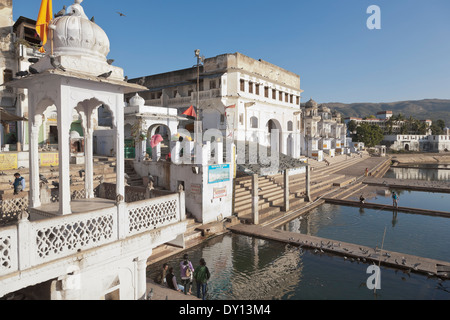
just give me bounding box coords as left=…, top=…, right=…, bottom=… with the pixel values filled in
left=0, top=190, right=186, bottom=281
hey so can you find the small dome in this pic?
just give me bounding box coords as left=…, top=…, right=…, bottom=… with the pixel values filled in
left=305, top=98, right=318, bottom=109
left=46, top=0, right=110, bottom=61
left=129, top=93, right=145, bottom=107
left=70, top=131, right=82, bottom=139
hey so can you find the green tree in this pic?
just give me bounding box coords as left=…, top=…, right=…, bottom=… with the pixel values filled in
left=347, top=120, right=358, bottom=134
left=436, top=119, right=445, bottom=130
left=356, top=123, right=384, bottom=147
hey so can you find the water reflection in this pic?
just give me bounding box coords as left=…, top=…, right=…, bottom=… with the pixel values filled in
left=147, top=233, right=449, bottom=300
left=385, top=164, right=450, bottom=181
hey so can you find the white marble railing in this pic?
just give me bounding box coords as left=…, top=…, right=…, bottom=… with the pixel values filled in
left=126, top=193, right=181, bottom=237
left=0, top=192, right=184, bottom=276
left=0, top=225, right=18, bottom=277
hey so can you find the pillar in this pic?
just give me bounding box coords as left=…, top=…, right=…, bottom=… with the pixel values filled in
left=57, top=93, right=72, bottom=215
left=252, top=174, right=259, bottom=224
left=305, top=165, right=311, bottom=202
left=28, top=116, right=42, bottom=208
left=84, top=128, right=94, bottom=198
left=136, top=258, right=148, bottom=300
left=152, top=144, right=161, bottom=162
left=283, top=169, right=289, bottom=212
left=115, top=97, right=125, bottom=201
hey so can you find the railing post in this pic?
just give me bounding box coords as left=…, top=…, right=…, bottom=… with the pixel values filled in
left=252, top=174, right=259, bottom=225
left=305, top=165, right=311, bottom=202
left=178, top=187, right=186, bottom=222
left=17, top=211, right=32, bottom=270
left=117, top=202, right=128, bottom=240
left=283, top=169, right=290, bottom=212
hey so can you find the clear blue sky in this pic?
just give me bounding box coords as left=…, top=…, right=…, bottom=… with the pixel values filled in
left=12, top=0, right=450, bottom=104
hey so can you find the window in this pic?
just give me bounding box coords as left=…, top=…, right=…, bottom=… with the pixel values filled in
left=248, top=82, right=253, bottom=94
left=287, top=121, right=293, bottom=131
left=272, top=89, right=276, bottom=99
left=255, top=84, right=260, bottom=95
left=3, top=69, right=12, bottom=83
left=240, top=79, right=245, bottom=92
left=285, top=93, right=289, bottom=102
left=296, top=96, right=300, bottom=105
left=239, top=113, right=244, bottom=125
left=290, top=95, right=294, bottom=104
left=210, top=80, right=216, bottom=89
left=264, top=86, right=269, bottom=98
left=250, top=116, right=258, bottom=129
left=279, top=91, right=283, bottom=101
left=220, top=114, right=225, bottom=124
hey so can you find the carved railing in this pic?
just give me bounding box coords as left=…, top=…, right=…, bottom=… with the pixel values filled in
left=0, top=191, right=185, bottom=276
left=0, top=195, right=29, bottom=226
left=34, top=207, right=116, bottom=262
left=126, top=193, right=180, bottom=236
left=0, top=226, right=18, bottom=277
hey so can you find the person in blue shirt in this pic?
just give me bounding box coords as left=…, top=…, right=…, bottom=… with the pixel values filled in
left=392, top=191, right=399, bottom=208
left=12, top=173, right=25, bottom=195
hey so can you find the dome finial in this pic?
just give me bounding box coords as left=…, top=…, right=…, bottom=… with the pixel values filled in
left=67, top=0, right=88, bottom=19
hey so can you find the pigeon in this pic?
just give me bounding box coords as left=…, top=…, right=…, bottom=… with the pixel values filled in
left=147, top=288, right=153, bottom=300
left=107, top=59, right=114, bottom=65
left=29, top=66, right=39, bottom=74
left=137, top=77, right=145, bottom=86
left=39, top=174, right=48, bottom=184
left=79, top=169, right=85, bottom=178
left=50, top=56, right=66, bottom=71
left=54, top=6, right=67, bottom=18
left=117, top=12, right=126, bottom=17
left=16, top=71, right=29, bottom=77
left=28, top=58, right=39, bottom=64
left=90, top=16, right=95, bottom=23
left=124, top=76, right=128, bottom=82
left=98, top=71, right=112, bottom=78
left=52, top=181, right=59, bottom=188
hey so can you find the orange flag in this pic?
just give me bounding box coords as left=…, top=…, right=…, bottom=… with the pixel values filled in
left=36, top=0, right=53, bottom=53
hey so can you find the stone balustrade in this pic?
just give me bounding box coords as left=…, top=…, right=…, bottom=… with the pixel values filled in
left=0, top=191, right=184, bottom=277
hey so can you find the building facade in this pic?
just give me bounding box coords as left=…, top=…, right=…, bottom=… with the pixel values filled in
left=128, top=52, right=304, bottom=159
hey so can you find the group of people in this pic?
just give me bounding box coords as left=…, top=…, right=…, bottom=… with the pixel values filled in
left=154, top=254, right=210, bottom=300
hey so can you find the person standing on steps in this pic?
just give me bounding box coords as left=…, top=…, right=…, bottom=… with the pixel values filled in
left=180, top=254, right=194, bottom=295
left=193, top=258, right=210, bottom=300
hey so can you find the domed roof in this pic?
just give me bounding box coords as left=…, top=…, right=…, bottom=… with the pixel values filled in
left=46, top=0, right=110, bottom=62
left=305, top=98, right=318, bottom=109
left=129, top=93, right=145, bottom=107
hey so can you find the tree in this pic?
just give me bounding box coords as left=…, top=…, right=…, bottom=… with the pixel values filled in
left=436, top=119, right=446, bottom=130
left=430, top=124, right=444, bottom=135
left=347, top=120, right=358, bottom=134
left=356, top=123, right=384, bottom=147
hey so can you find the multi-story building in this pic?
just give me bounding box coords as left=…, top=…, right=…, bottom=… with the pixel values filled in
left=128, top=52, right=304, bottom=159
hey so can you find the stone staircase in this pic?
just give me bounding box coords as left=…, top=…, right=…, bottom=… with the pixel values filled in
left=233, top=154, right=375, bottom=223
left=125, top=160, right=144, bottom=187
left=0, top=156, right=117, bottom=197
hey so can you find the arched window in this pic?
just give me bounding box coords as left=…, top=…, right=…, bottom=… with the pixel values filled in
left=287, top=121, right=293, bottom=131
left=250, top=116, right=258, bottom=129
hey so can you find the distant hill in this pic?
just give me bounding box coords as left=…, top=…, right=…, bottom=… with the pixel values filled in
left=320, top=99, right=450, bottom=126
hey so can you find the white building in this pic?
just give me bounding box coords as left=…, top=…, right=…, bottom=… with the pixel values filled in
left=128, top=52, right=304, bottom=160
left=0, top=1, right=187, bottom=300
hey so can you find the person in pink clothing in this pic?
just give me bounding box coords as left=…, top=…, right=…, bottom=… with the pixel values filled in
left=180, top=254, right=194, bottom=295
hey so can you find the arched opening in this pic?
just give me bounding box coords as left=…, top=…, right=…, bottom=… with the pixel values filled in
left=405, top=144, right=410, bottom=151
left=266, top=119, right=283, bottom=154
left=147, top=124, right=171, bottom=160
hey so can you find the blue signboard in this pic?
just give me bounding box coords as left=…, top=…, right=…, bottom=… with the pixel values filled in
left=208, top=164, right=230, bottom=184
